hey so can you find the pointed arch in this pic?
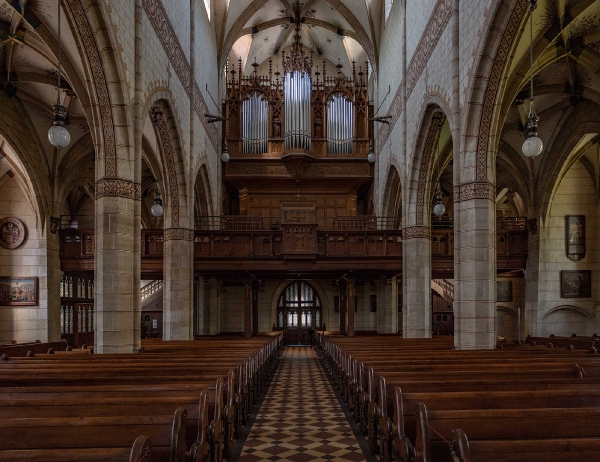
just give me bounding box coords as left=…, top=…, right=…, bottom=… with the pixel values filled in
left=148, top=99, right=189, bottom=229
left=382, top=165, right=402, bottom=227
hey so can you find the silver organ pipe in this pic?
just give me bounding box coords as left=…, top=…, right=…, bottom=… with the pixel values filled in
left=327, top=94, right=353, bottom=154
left=242, top=93, right=269, bottom=153
left=284, top=70, right=311, bottom=150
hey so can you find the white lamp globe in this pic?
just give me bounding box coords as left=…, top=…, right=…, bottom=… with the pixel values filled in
left=151, top=202, right=164, bottom=217
left=433, top=202, right=446, bottom=217
left=221, top=151, right=230, bottom=163
left=522, top=135, right=543, bottom=158
left=48, top=124, right=71, bottom=148
left=367, top=152, right=375, bottom=163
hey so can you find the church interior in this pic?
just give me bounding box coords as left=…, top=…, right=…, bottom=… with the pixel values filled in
left=0, top=0, right=600, bottom=460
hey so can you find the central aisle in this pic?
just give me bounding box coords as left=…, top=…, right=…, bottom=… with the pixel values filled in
left=236, top=346, right=367, bottom=462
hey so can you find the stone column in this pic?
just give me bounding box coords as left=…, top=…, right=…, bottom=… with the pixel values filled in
left=95, top=183, right=140, bottom=354
left=524, top=219, right=540, bottom=337
left=339, top=280, right=346, bottom=334
left=252, top=281, right=259, bottom=336
left=453, top=184, right=496, bottom=349
left=402, top=228, right=432, bottom=338
left=243, top=279, right=252, bottom=338
left=46, top=222, right=62, bottom=342
left=346, top=278, right=356, bottom=337
left=207, top=276, right=219, bottom=335
left=162, top=229, right=194, bottom=340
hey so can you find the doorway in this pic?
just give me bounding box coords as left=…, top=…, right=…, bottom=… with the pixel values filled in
left=277, top=281, right=322, bottom=345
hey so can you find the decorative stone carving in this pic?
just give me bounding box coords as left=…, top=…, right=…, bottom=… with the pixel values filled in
left=416, top=115, right=442, bottom=225
left=66, top=0, right=117, bottom=177
left=0, top=217, right=26, bottom=249
left=143, top=0, right=219, bottom=152
left=402, top=226, right=431, bottom=240
left=406, top=0, right=453, bottom=97
left=453, top=181, right=495, bottom=203
left=566, top=215, right=585, bottom=262
left=151, top=107, right=180, bottom=227
left=164, top=228, right=194, bottom=241
left=476, top=0, right=527, bottom=180
left=96, top=179, right=141, bottom=200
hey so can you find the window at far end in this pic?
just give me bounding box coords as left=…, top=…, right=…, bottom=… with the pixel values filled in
left=385, top=0, right=394, bottom=24
left=203, top=0, right=211, bottom=21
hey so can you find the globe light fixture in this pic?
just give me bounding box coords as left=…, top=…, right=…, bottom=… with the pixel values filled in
left=221, top=141, right=230, bottom=163
left=48, top=104, right=71, bottom=148
left=48, top=0, right=70, bottom=149
left=522, top=0, right=543, bottom=158
left=151, top=190, right=164, bottom=217
left=433, top=186, right=445, bottom=217
left=367, top=139, right=375, bottom=163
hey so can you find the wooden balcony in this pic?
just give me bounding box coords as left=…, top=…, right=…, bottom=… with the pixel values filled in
left=59, top=217, right=529, bottom=275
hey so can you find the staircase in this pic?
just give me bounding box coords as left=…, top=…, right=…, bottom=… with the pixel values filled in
left=141, top=280, right=163, bottom=310
left=431, top=279, right=454, bottom=303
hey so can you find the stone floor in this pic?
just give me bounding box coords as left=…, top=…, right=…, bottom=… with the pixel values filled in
left=234, top=346, right=368, bottom=462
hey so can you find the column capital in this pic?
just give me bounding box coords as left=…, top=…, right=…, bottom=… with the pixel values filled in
left=95, top=178, right=141, bottom=200
left=402, top=226, right=431, bottom=240
left=164, top=228, right=194, bottom=241
left=453, top=181, right=495, bottom=203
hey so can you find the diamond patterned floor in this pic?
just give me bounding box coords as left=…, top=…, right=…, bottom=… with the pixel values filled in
left=236, top=346, right=367, bottom=462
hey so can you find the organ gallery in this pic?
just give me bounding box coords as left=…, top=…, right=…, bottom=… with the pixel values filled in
left=1, top=0, right=600, bottom=460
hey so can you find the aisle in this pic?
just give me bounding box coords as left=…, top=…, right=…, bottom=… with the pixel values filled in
left=235, top=346, right=368, bottom=462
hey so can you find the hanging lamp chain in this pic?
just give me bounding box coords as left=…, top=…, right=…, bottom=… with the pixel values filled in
left=57, top=0, right=61, bottom=106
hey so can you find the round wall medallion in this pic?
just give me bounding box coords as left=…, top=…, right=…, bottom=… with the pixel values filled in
left=0, top=217, right=26, bottom=249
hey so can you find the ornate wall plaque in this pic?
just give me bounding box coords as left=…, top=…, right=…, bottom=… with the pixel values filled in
left=561, top=270, right=592, bottom=298
left=0, top=217, right=26, bottom=249
left=497, top=280, right=512, bottom=302
left=566, top=215, right=585, bottom=261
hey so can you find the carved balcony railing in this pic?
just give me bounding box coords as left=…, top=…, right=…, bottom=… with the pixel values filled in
left=195, top=215, right=402, bottom=231
left=59, top=217, right=529, bottom=271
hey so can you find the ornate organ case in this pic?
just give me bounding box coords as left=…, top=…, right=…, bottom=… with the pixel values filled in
left=222, top=20, right=374, bottom=224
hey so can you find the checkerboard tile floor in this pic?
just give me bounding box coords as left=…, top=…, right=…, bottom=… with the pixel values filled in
left=235, top=346, right=366, bottom=462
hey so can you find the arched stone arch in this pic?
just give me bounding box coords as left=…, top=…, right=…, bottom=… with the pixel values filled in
left=64, top=0, right=134, bottom=181
left=148, top=99, right=190, bottom=229
left=543, top=304, right=595, bottom=321
left=406, top=104, right=446, bottom=228
left=195, top=164, right=214, bottom=224
left=381, top=165, right=402, bottom=226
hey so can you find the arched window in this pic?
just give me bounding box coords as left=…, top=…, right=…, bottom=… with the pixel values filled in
left=277, top=281, right=322, bottom=329
left=242, top=92, right=269, bottom=153
left=327, top=94, right=354, bottom=154
left=385, top=0, right=394, bottom=24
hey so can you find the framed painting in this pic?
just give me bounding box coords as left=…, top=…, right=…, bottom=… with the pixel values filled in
left=0, top=277, right=38, bottom=306
left=561, top=270, right=592, bottom=298
left=566, top=215, right=585, bottom=261
left=497, top=280, right=512, bottom=302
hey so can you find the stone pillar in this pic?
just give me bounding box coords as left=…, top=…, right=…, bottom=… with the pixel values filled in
left=252, top=281, right=259, bottom=336
left=339, top=280, right=346, bottom=334
left=95, top=186, right=140, bottom=354
left=346, top=278, right=356, bottom=337
left=207, top=276, right=219, bottom=335
left=162, top=229, right=194, bottom=340
left=46, top=223, right=62, bottom=342
left=453, top=186, right=496, bottom=349
left=243, top=279, right=252, bottom=338
left=402, top=229, right=432, bottom=338
left=524, top=219, right=540, bottom=337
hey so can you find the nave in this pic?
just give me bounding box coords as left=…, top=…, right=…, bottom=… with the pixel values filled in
left=234, top=347, right=371, bottom=462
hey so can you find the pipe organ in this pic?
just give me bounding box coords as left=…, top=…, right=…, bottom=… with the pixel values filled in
left=224, top=19, right=371, bottom=157
left=242, top=93, right=269, bottom=153
left=327, top=94, right=354, bottom=154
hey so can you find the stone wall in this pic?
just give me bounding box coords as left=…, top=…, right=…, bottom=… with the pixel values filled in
left=0, top=177, right=60, bottom=342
